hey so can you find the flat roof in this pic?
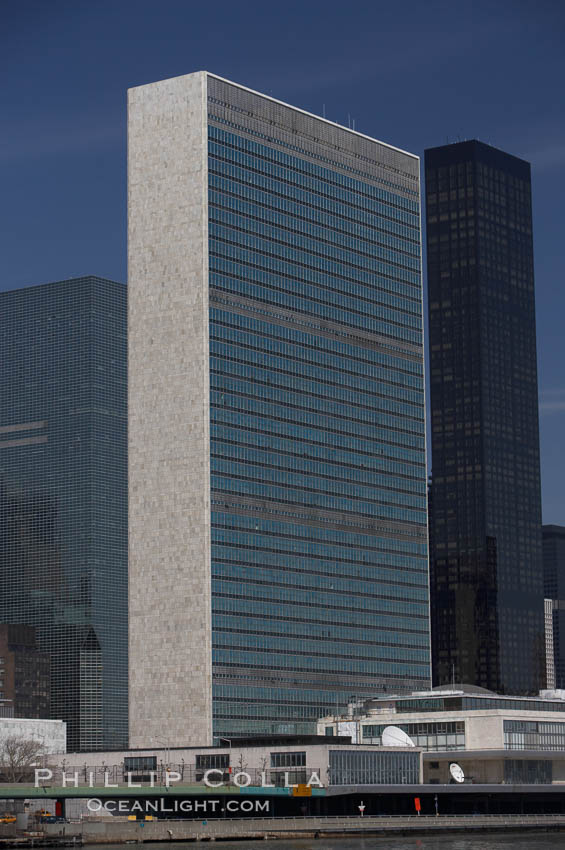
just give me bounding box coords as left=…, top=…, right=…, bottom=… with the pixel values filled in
left=369, top=690, right=565, bottom=703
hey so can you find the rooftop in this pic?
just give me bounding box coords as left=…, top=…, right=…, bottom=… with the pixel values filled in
left=367, top=686, right=565, bottom=704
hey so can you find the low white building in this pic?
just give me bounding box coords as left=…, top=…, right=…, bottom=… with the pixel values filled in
left=318, top=685, right=565, bottom=784
left=0, top=718, right=66, bottom=754
left=45, top=734, right=421, bottom=787
left=318, top=685, right=565, bottom=751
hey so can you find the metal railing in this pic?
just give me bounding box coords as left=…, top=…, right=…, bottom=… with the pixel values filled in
left=22, top=764, right=322, bottom=788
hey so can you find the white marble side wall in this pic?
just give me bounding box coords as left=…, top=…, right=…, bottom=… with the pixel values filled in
left=128, top=71, right=212, bottom=747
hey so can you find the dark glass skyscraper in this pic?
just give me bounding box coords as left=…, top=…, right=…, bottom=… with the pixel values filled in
left=426, top=141, right=544, bottom=695
left=543, top=525, right=565, bottom=689
left=0, top=276, right=127, bottom=750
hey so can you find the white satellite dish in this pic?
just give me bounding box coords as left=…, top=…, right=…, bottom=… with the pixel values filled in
left=381, top=726, right=416, bottom=747
left=449, top=763, right=465, bottom=783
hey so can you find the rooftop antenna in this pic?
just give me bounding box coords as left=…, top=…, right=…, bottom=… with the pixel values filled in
left=353, top=118, right=356, bottom=131
left=322, top=103, right=326, bottom=119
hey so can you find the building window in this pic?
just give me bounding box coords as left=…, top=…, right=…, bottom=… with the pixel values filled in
left=329, top=749, right=420, bottom=785
left=196, top=754, right=230, bottom=769
left=123, top=756, right=157, bottom=781
left=270, top=751, right=306, bottom=768
left=124, top=756, right=157, bottom=772
left=362, top=720, right=465, bottom=751
left=504, top=720, right=565, bottom=751
left=504, top=759, right=552, bottom=784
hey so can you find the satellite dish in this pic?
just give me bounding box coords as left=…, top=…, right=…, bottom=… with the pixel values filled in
left=381, top=726, right=416, bottom=747
left=449, top=763, right=465, bottom=783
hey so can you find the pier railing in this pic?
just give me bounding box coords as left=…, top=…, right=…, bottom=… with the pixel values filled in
left=1, top=764, right=322, bottom=787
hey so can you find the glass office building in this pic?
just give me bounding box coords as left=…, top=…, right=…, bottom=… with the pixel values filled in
left=426, top=141, right=544, bottom=695
left=128, top=72, right=430, bottom=747
left=0, top=277, right=127, bottom=750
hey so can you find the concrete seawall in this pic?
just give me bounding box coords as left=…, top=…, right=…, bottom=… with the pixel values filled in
left=40, top=814, right=565, bottom=842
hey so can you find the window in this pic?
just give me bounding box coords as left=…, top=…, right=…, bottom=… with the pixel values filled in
left=124, top=756, right=157, bottom=772
left=329, top=749, right=419, bottom=785
left=123, top=756, right=156, bottom=781
left=270, top=751, right=306, bottom=767
left=196, top=754, right=230, bottom=769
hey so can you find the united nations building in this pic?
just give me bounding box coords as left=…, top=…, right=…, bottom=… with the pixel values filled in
left=128, top=72, right=430, bottom=747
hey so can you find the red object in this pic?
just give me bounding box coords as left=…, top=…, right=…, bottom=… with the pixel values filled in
left=414, top=797, right=421, bottom=813
left=55, top=802, right=62, bottom=817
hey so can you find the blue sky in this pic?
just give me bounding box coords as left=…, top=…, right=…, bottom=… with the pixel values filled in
left=1, top=0, right=564, bottom=521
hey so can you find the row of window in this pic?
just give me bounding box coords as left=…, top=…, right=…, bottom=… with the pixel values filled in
left=211, top=226, right=420, bottom=308
left=210, top=260, right=422, bottom=345
left=212, top=613, right=429, bottom=647
left=209, top=174, right=419, bottom=259
left=329, top=750, right=420, bottom=785
left=504, top=719, right=565, bottom=751
left=211, top=357, right=424, bottom=420
left=211, top=424, right=424, bottom=480
left=211, top=261, right=421, bottom=347
left=211, top=535, right=427, bottom=574
left=210, top=342, right=424, bottom=405
left=212, top=683, right=386, bottom=705
left=212, top=551, right=426, bottom=591
left=211, top=407, right=426, bottom=463
left=360, top=722, right=465, bottom=752
left=212, top=579, right=429, bottom=617
left=209, top=126, right=419, bottom=212
left=211, top=512, right=427, bottom=555
left=390, top=697, right=565, bottom=714
left=211, top=377, right=424, bottom=436
left=211, top=455, right=425, bottom=506
left=211, top=224, right=420, bottom=292
left=211, top=441, right=425, bottom=496
left=208, top=109, right=418, bottom=199
left=363, top=721, right=464, bottom=736
left=212, top=474, right=426, bottom=525
left=270, top=751, right=306, bottom=767
left=212, top=647, right=429, bottom=676
left=210, top=204, right=419, bottom=273
left=209, top=187, right=419, bottom=259
left=210, top=308, right=423, bottom=375
left=209, top=141, right=419, bottom=224
left=212, top=595, right=430, bottom=634
left=211, top=328, right=423, bottom=393
left=212, top=560, right=428, bottom=603
left=209, top=161, right=420, bottom=246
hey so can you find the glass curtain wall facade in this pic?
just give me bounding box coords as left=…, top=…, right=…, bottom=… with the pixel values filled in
left=328, top=749, right=421, bottom=785
left=207, top=77, right=429, bottom=736
left=426, top=141, right=544, bottom=695
left=504, top=719, right=565, bottom=751
left=0, top=277, right=127, bottom=750
left=362, top=720, right=465, bottom=750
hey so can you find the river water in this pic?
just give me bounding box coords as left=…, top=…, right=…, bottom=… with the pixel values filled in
left=87, top=836, right=565, bottom=850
